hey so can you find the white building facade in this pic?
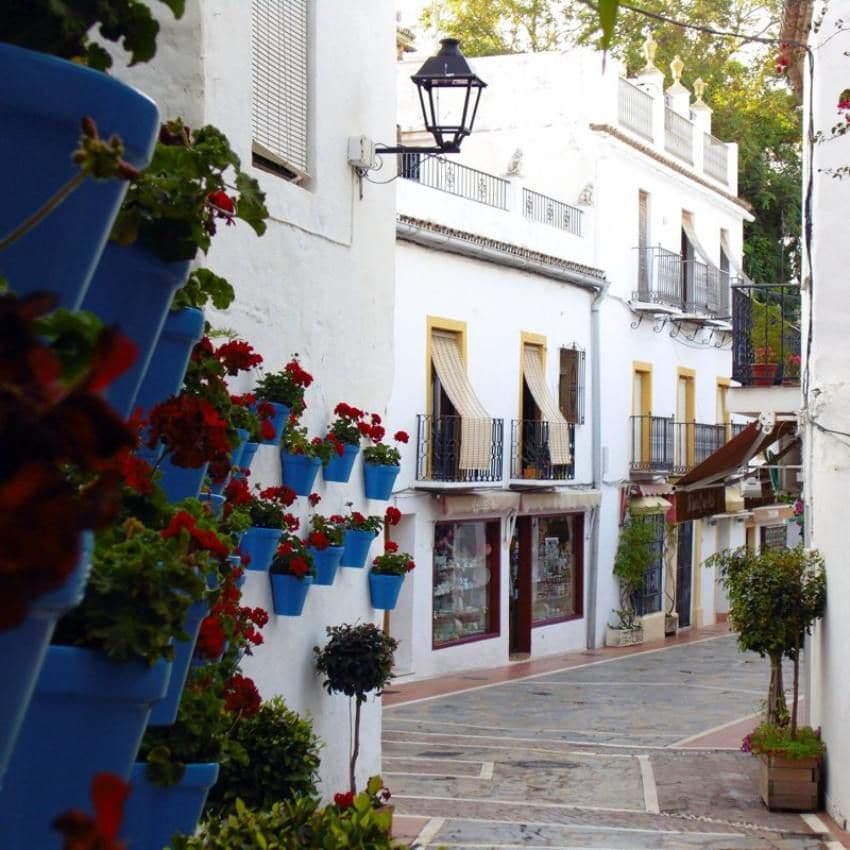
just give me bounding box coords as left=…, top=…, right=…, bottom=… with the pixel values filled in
left=115, top=0, right=398, bottom=797
left=799, top=0, right=850, bottom=829
left=386, top=46, right=757, bottom=680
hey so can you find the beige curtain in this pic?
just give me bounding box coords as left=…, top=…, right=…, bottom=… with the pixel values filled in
left=720, top=231, right=751, bottom=283
left=682, top=212, right=719, bottom=270
left=522, top=344, right=572, bottom=466
left=431, top=331, right=493, bottom=471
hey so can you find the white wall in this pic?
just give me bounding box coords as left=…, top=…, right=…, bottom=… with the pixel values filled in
left=114, top=0, right=397, bottom=799
left=804, top=3, right=850, bottom=828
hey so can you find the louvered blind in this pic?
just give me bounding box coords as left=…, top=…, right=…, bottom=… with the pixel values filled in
left=251, top=0, right=309, bottom=176
left=558, top=347, right=586, bottom=425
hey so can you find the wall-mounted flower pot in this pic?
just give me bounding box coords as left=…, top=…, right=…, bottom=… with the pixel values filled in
left=258, top=401, right=290, bottom=445
left=148, top=598, right=210, bottom=726
left=323, top=444, right=359, bottom=483
left=281, top=452, right=321, bottom=496
left=125, top=761, right=220, bottom=850
left=271, top=574, right=312, bottom=616
left=210, top=428, right=249, bottom=495
left=363, top=463, right=400, bottom=501
left=0, top=532, right=93, bottom=787
left=82, top=244, right=192, bottom=418
left=240, top=526, right=284, bottom=572
left=158, top=454, right=209, bottom=504
left=340, top=529, right=378, bottom=569
left=238, top=441, right=260, bottom=476
left=0, top=646, right=172, bottom=847
left=134, top=307, right=205, bottom=414
left=750, top=363, right=779, bottom=387
left=310, top=546, right=344, bottom=586
left=0, top=43, right=159, bottom=309
left=199, top=493, right=225, bottom=517
left=368, top=572, right=404, bottom=611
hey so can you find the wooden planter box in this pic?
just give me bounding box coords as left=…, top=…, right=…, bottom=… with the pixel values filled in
left=758, top=753, right=820, bottom=812
left=605, top=626, right=644, bottom=647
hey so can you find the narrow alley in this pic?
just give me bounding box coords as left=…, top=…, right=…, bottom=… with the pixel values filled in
left=384, top=630, right=840, bottom=850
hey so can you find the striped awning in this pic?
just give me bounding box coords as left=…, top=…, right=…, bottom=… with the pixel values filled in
left=522, top=344, right=572, bottom=466
left=431, top=331, right=492, bottom=471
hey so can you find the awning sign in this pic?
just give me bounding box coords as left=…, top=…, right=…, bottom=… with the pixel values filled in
left=673, top=486, right=726, bottom=522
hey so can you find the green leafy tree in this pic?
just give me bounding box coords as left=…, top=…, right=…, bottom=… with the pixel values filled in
left=612, top=511, right=658, bottom=628
left=707, top=545, right=826, bottom=732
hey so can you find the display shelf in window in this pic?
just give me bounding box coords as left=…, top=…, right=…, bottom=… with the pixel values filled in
left=531, top=515, right=581, bottom=625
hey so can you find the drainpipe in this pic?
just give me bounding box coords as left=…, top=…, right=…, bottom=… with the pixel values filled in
left=586, top=280, right=610, bottom=650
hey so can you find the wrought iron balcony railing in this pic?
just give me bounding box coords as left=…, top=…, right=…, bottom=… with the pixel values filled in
left=631, top=416, right=748, bottom=475
left=522, top=188, right=583, bottom=236
left=399, top=154, right=510, bottom=210
left=634, top=247, right=731, bottom=317
left=416, top=415, right=504, bottom=484
left=510, top=420, right=576, bottom=481
left=731, top=283, right=802, bottom=387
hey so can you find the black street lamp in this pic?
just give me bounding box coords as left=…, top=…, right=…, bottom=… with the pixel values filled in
left=379, top=38, right=486, bottom=155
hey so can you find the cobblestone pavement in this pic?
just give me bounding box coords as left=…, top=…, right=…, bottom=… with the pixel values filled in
left=383, top=633, right=840, bottom=850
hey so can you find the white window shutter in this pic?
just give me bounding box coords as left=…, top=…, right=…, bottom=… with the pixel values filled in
left=251, top=0, right=309, bottom=177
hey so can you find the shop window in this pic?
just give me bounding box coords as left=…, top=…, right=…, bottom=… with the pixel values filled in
left=433, top=520, right=500, bottom=647
left=532, top=514, right=582, bottom=625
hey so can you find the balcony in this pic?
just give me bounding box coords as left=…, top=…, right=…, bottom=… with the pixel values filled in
left=634, top=247, right=732, bottom=317
left=523, top=188, right=583, bottom=237
left=630, top=416, right=747, bottom=476
left=729, top=283, right=802, bottom=416
left=400, top=154, right=510, bottom=210
left=509, top=420, right=576, bottom=483
left=615, top=78, right=735, bottom=189
left=415, top=415, right=504, bottom=486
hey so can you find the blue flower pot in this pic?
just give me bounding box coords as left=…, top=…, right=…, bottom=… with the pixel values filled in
left=323, top=443, right=359, bottom=483
left=368, top=572, right=405, bottom=611
left=210, top=428, right=249, bottom=495
left=271, top=574, right=312, bottom=616
left=281, top=452, right=321, bottom=497
left=0, top=646, right=172, bottom=847
left=240, top=526, right=283, bottom=572
left=363, top=463, right=400, bottom=501
left=158, top=454, right=209, bottom=504
left=125, top=761, right=220, bottom=850
left=0, top=532, right=93, bottom=787
left=310, top=546, right=344, bottom=586
left=134, top=307, right=205, bottom=414
left=0, top=43, right=159, bottom=309
left=238, top=441, right=260, bottom=476
left=340, top=529, right=379, bottom=569
left=148, top=599, right=209, bottom=727
left=257, top=401, right=290, bottom=445
left=82, top=244, right=192, bottom=418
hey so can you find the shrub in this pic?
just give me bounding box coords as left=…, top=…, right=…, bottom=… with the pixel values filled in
left=205, top=697, right=321, bottom=816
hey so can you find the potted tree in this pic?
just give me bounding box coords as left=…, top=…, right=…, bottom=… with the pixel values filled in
left=607, top=510, right=656, bottom=647
left=708, top=545, right=826, bottom=811
left=314, top=623, right=398, bottom=795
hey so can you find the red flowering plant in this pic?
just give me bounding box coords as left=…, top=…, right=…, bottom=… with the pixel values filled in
left=361, top=415, right=409, bottom=467
left=254, top=356, right=313, bottom=417
left=342, top=506, right=386, bottom=535
left=281, top=421, right=339, bottom=465
left=52, top=512, right=216, bottom=665
left=370, top=541, right=415, bottom=577
left=269, top=533, right=316, bottom=580
left=328, top=402, right=366, bottom=447
left=307, top=514, right=345, bottom=550
left=0, top=293, right=138, bottom=631
left=223, top=477, right=298, bottom=530
left=230, top=393, right=274, bottom=443
left=138, top=661, right=260, bottom=787
left=111, top=118, right=269, bottom=264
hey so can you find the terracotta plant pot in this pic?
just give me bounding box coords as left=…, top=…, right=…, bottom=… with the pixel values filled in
left=750, top=363, right=779, bottom=387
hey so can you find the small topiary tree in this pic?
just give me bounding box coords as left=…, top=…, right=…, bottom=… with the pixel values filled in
left=204, top=696, right=321, bottom=816
left=707, top=545, right=826, bottom=733
left=314, top=623, right=398, bottom=794
left=611, top=510, right=657, bottom=629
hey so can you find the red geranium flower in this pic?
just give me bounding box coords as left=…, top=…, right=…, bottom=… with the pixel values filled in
left=289, top=556, right=310, bottom=577
left=394, top=431, right=409, bottom=443
left=308, top=530, right=331, bottom=550
left=223, top=674, right=261, bottom=716
left=216, top=340, right=263, bottom=375
left=308, top=492, right=321, bottom=507
left=385, top=506, right=402, bottom=526
left=334, top=791, right=354, bottom=808
left=385, top=540, right=399, bottom=553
